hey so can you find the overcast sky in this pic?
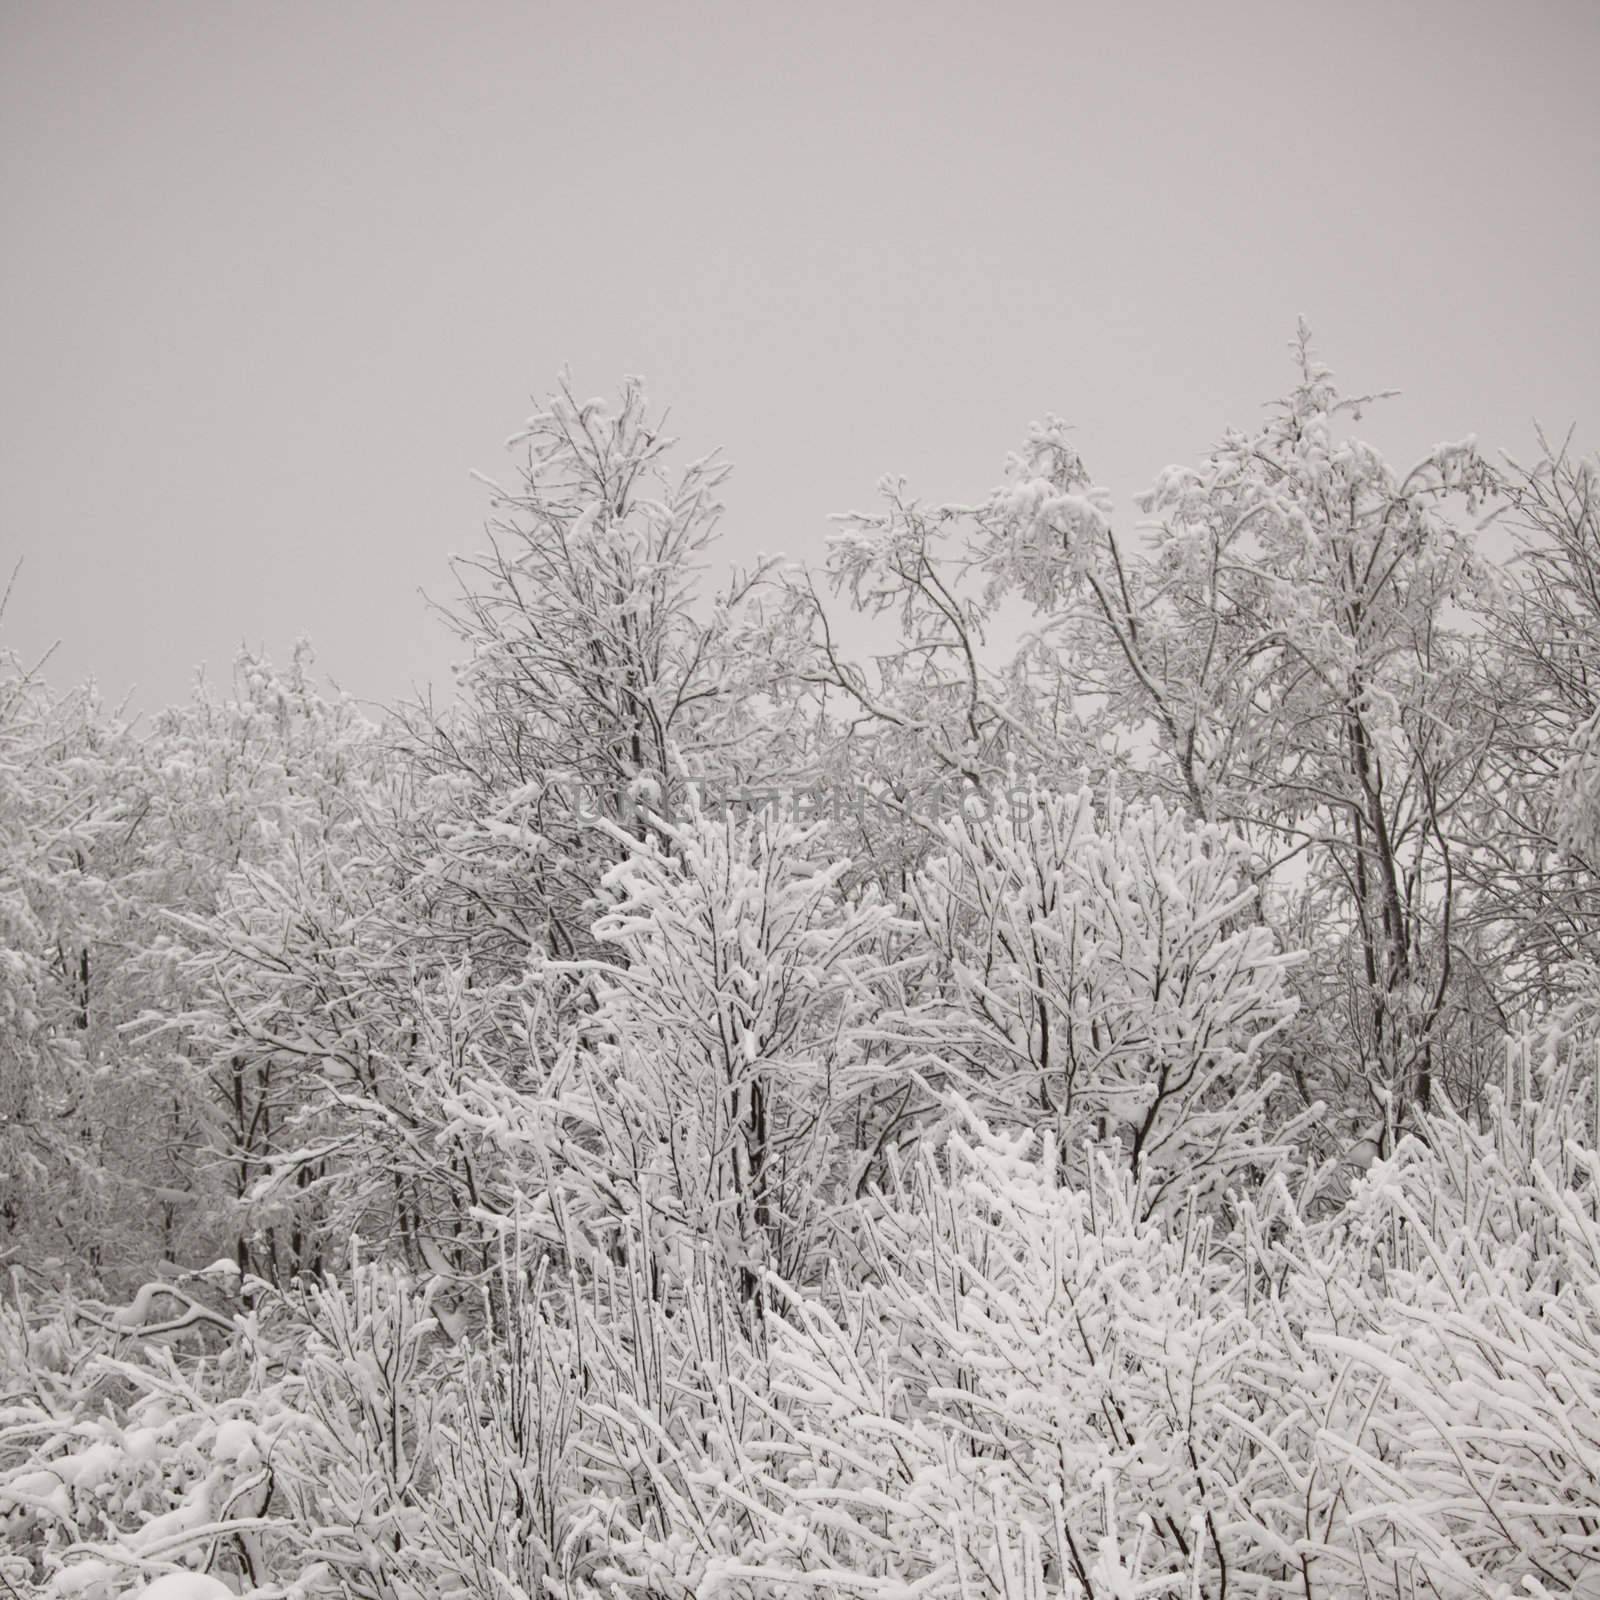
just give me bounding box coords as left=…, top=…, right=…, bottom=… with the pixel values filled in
left=4, top=0, right=1597, bottom=715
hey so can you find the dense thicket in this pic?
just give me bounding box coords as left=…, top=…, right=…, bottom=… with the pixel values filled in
left=4, top=342, right=1599, bottom=1598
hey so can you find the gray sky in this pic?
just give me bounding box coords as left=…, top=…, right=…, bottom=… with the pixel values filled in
left=4, top=0, right=1596, bottom=715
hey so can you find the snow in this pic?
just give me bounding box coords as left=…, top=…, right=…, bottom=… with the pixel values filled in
left=132, top=1577, right=234, bottom=1600
left=209, top=1419, right=258, bottom=1465
left=0, top=1467, right=71, bottom=1518
left=48, top=1561, right=121, bottom=1597
left=57, top=1439, right=122, bottom=1490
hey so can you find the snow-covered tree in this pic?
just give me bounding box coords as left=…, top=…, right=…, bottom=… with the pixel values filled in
left=780, top=450, right=1113, bottom=902
left=557, top=799, right=898, bottom=1306
left=402, top=377, right=803, bottom=980
left=12, top=344, right=1600, bottom=1600
left=1462, top=437, right=1600, bottom=1020
left=1009, top=335, right=1497, bottom=1130
left=901, top=775, right=1306, bottom=1214
left=0, top=654, right=123, bottom=1275
left=743, top=1109, right=1229, bottom=1598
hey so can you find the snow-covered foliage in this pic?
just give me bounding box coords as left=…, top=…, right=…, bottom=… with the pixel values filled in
left=8, top=1045, right=1600, bottom=1598
left=902, top=776, right=1307, bottom=1213
left=559, top=799, right=898, bottom=1303
left=5, top=353, right=1600, bottom=1597
left=0, top=644, right=383, bottom=1285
